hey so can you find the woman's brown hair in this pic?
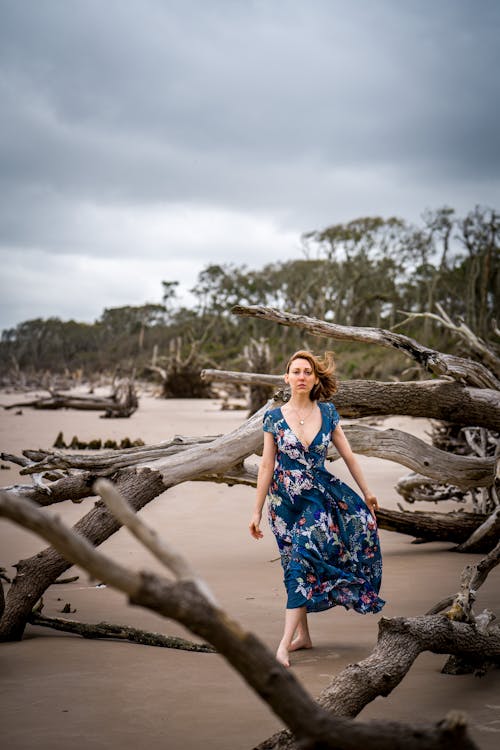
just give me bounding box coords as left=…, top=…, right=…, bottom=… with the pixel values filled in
left=286, top=350, right=338, bottom=401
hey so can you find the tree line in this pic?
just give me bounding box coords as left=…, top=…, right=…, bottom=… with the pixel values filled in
left=1, top=205, right=498, bottom=382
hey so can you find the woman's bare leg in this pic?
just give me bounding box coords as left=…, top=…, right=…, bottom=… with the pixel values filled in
left=289, top=607, right=313, bottom=652
left=276, top=606, right=309, bottom=667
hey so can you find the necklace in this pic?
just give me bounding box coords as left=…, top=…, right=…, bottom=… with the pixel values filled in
left=289, top=402, right=315, bottom=425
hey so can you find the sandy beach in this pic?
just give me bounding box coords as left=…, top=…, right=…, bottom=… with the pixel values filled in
left=1, top=392, right=499, bottom=749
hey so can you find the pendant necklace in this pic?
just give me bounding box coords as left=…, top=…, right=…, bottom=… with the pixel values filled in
left=290, top=402, right=315, bottom=425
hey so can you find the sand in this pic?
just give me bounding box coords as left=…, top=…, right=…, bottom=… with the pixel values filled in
left=1, top=391, right=499, bottom=750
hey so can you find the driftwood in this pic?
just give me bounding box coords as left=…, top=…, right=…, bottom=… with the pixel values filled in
left=201, top=369, right=500, bottom=431
left=0, top=484, right=485, bottom=750
left=28, top=610, right=214, bottom=652
left=395, top=303, right=500, bottom=379
left=7, top=422, right=495, bottom=492
left=3, top=378, right=138, bottom=418
left=232, top=305, right=500, bottom=390
left=243, top=338, right=274, bottom=415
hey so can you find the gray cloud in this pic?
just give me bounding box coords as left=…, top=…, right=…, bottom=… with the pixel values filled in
left=0, top=0, right=499, bottom=328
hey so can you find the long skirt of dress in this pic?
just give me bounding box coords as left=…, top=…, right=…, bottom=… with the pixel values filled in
left=264, top=402, right=385, bottom=614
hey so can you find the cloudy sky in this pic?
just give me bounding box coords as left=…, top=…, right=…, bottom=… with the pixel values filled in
left=1, top=0, right=499, bottom=331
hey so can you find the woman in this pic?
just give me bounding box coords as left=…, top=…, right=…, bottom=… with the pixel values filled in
left=249, top=350, right=385, bottom=667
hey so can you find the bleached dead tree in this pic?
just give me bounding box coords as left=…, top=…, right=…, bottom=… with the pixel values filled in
left=3, top=377, right=138, bottom=418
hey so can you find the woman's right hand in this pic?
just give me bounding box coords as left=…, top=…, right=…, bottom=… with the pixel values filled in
left=249, top=510, right=263, bottom=540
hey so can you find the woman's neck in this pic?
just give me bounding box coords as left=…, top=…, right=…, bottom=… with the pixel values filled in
left=288, top=394, right=314, bottom=409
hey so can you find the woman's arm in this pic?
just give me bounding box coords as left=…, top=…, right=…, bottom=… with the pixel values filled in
left=332, top=424, right=379, bottom=517
left=249, top=432, right=276, bottom=539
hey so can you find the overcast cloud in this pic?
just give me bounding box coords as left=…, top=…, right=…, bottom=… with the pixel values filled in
left=1, top=0, right=499, bottom=330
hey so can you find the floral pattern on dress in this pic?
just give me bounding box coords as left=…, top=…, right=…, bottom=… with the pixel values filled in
left=263, top=401, right=385, bottom=614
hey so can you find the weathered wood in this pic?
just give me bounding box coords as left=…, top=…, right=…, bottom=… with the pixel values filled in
left=28, top=611, right=215, bottom=652
left=0, top=489, right=480, bottom=750
left=17, top=435, right=219, bottom=475
left=232, top=305, right=500, bottom=390
left=3, top=379, right=138, bottom=417
left=244, top=338, right=274, bottom=416
left=13, top=420, right=493, bottom=492
left=0, top=468, right=166, bottom=641
left=455, top=507, right=500, bottom=552
left=315, top=615, right=500, bottom=717
left=201, top=369, right=500, bottom=431
left=2, top=415, right=497, bottom=554
left=147, top=337, right=214, bottom=398
left=376, top=507, right=499, bottom=548
left=338, top=425, right=495, bottom=489
left=395, top=303, right=500, bottom=379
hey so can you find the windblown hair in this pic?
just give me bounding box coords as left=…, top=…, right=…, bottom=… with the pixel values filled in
left=286, top=350, right=338, bottom=401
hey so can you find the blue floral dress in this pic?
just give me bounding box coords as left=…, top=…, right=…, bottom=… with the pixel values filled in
left=263, top=401, right=385, bottom=614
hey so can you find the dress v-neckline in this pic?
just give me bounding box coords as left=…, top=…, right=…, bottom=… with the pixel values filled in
left=279, top=403, right=325, bottom=452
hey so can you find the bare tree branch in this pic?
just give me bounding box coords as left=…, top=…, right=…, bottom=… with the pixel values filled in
left=28, top=610, right=215, bottom=652
left=394, top=303, right=500, bottom=378
left=232, top=305, right=500, bottom=390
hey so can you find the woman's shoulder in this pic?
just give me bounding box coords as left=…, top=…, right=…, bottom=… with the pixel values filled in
left=263, top=405, right=282, bottom=419
left=319, top=401, right=340, bottom=423
left=263, top=405, right=282, bottom=432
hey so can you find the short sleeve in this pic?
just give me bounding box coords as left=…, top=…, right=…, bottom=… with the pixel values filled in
left=329, top=402, right=340, bottom=432
left=263, top=409, right=275, bottom=434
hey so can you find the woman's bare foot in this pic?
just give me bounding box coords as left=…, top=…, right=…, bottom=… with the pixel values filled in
left=289, top=636, right=313, bottom=652
left=276, top=641, right=291, bottom=668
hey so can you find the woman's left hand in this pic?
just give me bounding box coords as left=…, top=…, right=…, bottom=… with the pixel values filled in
left=364, top=492, right=379, bottom=518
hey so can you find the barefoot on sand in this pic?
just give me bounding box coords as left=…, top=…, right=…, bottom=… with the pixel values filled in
left=276, top=642, right=291, bottom=668
left=289, top=636, right=313, bottom=652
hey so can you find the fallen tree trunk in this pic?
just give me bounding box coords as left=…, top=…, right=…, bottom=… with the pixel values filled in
left=375, top=507, right=499, bottom=549
left=232, top=305, right=500, bottom=390
left=3, top=378, right=139, bottom=418
left=9, top=421, right=495, bottom=493
left=201, top=370, right=500, bottom=431
left=335, top=425, right=495, bottom=489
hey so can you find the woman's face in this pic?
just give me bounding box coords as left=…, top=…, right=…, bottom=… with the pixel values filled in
left=285, top=357, right=318, bottom=395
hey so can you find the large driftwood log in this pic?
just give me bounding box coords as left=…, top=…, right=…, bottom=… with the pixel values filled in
left=3, top=378, right=139, bottom=418
left=232, top=305, right=500, bottom=390
left=201, top=369, right=500, bottom=431
left=375, top=507, right=499, bottom=548
left=339, top=425, right=495, bottom=489
left=0, top=486, right=482, bottom=750
left=8, top=421, right=495, bottom=492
